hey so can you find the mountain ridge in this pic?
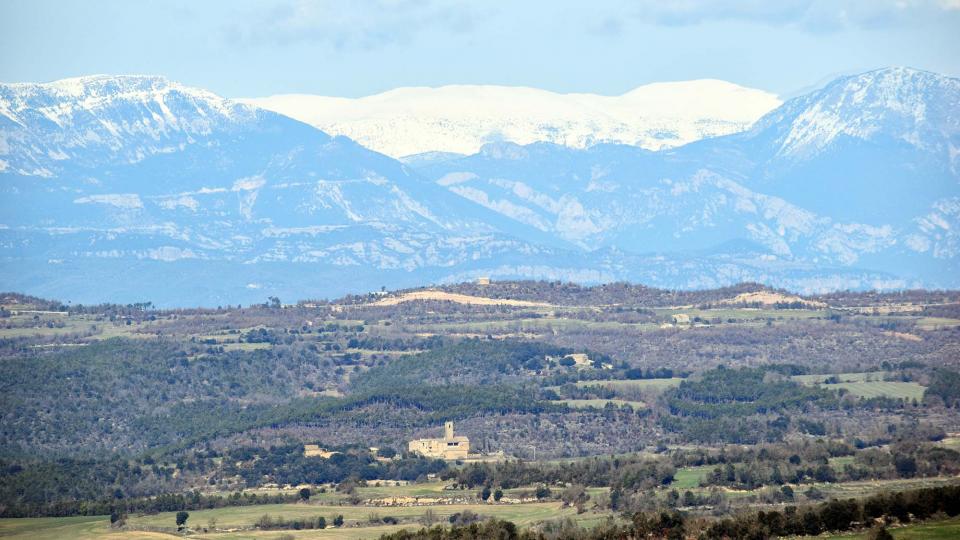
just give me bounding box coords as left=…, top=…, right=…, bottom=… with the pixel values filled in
left=1, top=68, right=958, bottom=305
left=240, top=80, right=781, bottom=158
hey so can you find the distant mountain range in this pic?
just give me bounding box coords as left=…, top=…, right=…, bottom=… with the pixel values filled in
left=240, top=81, right=781, bottom=158
left=1, top=68, right=957, bottom=306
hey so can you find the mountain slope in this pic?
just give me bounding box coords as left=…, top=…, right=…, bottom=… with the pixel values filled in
left=418, top=142, right=901, bottom=264
left=0, top=75, right=263, bottom=178
left=681, top=67, right=960, bottom=222
left=0, top=76, right=596, bottom=305
left=240, top=81, right=781, bottom=158
left=751, top=67, right=960, bottom=163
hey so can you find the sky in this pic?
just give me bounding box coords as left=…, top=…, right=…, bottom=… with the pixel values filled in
left=1, top=0, right=959, bottom=98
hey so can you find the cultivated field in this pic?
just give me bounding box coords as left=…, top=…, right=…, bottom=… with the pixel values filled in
left=557, top=398, right=646, bottom=410
left=793, top=372, right=890, bottom=384
left=823, top=381, right=926, bottom=400
left=793, top=372, right=927, bottom=400
left=370, top=290, right=550, bottom=308
left=0, top=501, right=609, bottom=540
left=915, top=317, right=960, bottom=331
left=825, top=515, right=960, bottom=539
left=671, top=465, right=715, bottom=489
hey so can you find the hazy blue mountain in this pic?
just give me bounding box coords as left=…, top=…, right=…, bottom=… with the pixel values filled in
left=688, top=67, right=960, bottom=222
left=416, top=68, right=960, bottom=291
left=1, top=69, right=957, bottom=305
left=0, top=76, right=589, bottom=305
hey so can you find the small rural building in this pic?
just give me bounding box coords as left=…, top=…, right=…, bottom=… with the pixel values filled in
left=476, top=276, right=491, bottom=286
left=408, top=422, right=470, bottom=460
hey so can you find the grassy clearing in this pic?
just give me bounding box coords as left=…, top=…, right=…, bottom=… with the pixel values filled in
left=653, top=307, right=824, bottom=321
left=556, top=399, right=645, bottom=410
left=123, top=501, right=590, bottom=531
left=356, top=481, right=454, bottom=499
left=402, top=306, right=827, bottom=336
left=825, top=516, right=960, bottom=539
left=806, top=476, right=960, bottom=500
left=829, top=456, right=856, bottom=470
left=0, top=312, right=164, bottom=341
left=0, top=502, right=601, bottom=540
left=0, top=515, right=170, bottom=540
left=792, top=372, right=926, bottom=400
left=345, top=348, right=421, bottom=357
left=221, top=342, right=273, bottom=352
left=938, top=436, right=960, bottom=451
left=793, top=372, right=889, bottom=384
left=676, top=476, right=960, bottom=505
left=671, top=465, right=715, bottom=489
left=406, top=317, right=656, bottom=335
left=915, top=317, right=960, bottom=331
left=824, top=381, right=926, bottom=400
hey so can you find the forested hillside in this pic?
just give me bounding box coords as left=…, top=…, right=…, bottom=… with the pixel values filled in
left=1, top=281, right=959, bottom=537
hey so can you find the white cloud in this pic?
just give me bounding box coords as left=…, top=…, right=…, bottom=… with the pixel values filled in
left=223, top=0, right=488, bottom=51
left=615, top=0, right=959, bottom=31
left=158, top=195, right=200, bottom=211
left=232, top=175, right=266, bottom=191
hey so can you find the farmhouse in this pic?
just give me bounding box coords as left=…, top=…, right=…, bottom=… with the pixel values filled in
left=408, top=422, right=470, bottom=460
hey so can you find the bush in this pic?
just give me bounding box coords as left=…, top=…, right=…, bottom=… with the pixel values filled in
left=868, top=525, right=894, bottom=540
left=175, top=511, right=189, bottom=529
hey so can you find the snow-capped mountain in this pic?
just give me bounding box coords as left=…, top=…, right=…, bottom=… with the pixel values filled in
left=1, top=69, right=958, bottom=305
left=748, top=67, right=960, bottom=163
left=415, top=68, right=960, bottom=290
left=0, top=75, right=588, bottom=304
left=240, top=80, right=781, bottom=158
left=715, top=67, right=960, bottom=224
left=0, top=75, right=261, bottom=177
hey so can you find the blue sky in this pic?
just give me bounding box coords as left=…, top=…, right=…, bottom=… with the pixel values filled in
left=1, top=0, right=958, bottom=97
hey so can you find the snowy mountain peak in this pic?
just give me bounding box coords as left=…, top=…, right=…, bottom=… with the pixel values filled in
left=0, top=75, right=260, bottom=176
left=25, top=74, right=173, bottom=93
left=241, top=81, right=781, bottom=158
left=751, top=67, right=960, bottom=160
left=2, top=74, right=233, bottom=109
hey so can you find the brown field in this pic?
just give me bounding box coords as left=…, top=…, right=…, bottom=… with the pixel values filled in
left=369, top=290, right=550, bottom=307
left=719, top=291, right=827, bottom=308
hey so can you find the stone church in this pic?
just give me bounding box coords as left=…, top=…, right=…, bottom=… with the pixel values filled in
left=408, top=421, right=470, bottom=460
